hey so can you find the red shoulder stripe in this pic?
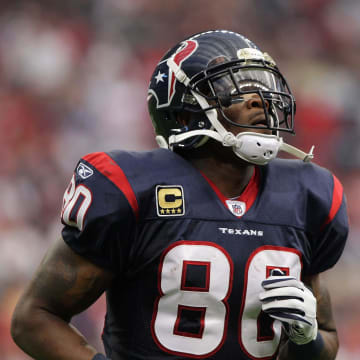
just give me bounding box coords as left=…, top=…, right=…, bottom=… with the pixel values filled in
left=322, top=174, right=343, bottom=228
left=83, top=152, right=139, bottom=219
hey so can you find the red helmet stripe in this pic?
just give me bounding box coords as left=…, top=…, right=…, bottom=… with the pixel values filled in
left=168, top=40, right=198, bottom=102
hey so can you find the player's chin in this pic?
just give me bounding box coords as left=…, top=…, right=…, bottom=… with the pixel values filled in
left=249, top=127, right=273, bottom=135
left=231, top=126, right=272, bottom=136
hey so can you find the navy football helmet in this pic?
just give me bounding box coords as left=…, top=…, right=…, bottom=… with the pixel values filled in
left=148, top=30, right=314, bottom=165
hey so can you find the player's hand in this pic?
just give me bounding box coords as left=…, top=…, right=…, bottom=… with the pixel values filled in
left=259, top=270, right=318, bottom=345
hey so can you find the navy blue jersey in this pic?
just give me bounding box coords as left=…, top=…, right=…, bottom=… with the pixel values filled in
left=61, top=149, right=348, bottom=360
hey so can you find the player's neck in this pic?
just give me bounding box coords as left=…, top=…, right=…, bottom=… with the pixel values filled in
left=180, top=143, right=256, bottom=198
left=197, top=159, right=255, bottom=198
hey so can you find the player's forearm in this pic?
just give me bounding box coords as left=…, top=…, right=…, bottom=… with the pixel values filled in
left=11, top=305, right=97, bottom=360
left=278, top=329, right=338, bottom=360
left=316, top=329, right=339, bottom=360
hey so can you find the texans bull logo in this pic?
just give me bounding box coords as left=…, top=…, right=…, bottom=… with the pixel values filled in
left=148, top=39, right=198, bottom=108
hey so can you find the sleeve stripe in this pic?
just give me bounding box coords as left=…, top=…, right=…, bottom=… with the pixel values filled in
left=83, top=152, right=139, bottom=219
left=322, top=174, right=343, bottom=228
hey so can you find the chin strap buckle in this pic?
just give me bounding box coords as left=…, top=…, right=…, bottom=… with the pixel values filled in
left=280, top=143, right=315, bottom=162
left=222, top=132, right=237, bottom=147
left=303, top=145, right=315, bottom=162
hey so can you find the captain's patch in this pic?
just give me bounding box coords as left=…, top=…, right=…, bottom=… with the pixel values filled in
left=156, top=185, right=185, bottom=216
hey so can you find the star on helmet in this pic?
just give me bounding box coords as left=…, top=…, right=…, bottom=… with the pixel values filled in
left=155, top=71, right=166, bottom=84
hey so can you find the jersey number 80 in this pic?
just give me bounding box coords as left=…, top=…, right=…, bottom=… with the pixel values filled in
left=151, top=241, right=302, bottom=359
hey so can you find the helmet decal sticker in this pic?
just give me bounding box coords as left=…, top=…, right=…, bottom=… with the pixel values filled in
left=168, top=40, right=198, bottom=104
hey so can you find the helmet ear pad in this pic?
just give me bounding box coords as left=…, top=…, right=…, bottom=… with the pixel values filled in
left=176, top=111, right=209, bottom=129
left=171, top=111, right=212, bottom=150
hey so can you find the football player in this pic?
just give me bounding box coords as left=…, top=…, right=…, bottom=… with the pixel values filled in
left=11, top=30, right=348, bottom=360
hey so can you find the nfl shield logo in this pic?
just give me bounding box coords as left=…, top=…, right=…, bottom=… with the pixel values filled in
left=225, top=200, right=246, bottom=217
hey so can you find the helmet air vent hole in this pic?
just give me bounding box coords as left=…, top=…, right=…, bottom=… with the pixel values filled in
left=257, top=142, right=261, bottom=147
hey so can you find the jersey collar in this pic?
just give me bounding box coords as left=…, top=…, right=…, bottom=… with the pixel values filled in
left=201, top=166, right=260, bottom=218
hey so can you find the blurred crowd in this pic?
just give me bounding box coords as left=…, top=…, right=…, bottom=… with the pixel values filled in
left=1, top=1, right=360, bottom=359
